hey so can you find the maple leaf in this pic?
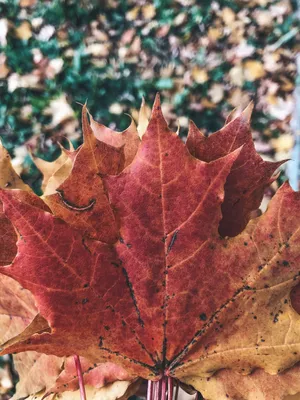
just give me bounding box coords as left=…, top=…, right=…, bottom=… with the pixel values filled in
left=46, top=357, right=133, bottom=396
left=30, top=139, right=74, bottom=193
left=0, top=96, right=299, bottom=400
left=186, top=103, right=284, bottom=237
left=0, top=273, right=63, bottom=399
left=0, top=261, right=134, bottom=399
left=137, top=97, right=151, bottom=138
left=89, top=111, right=140, bottom=168
left=0, top=274, right=36, bottom=344
left=184, top=364, right=300, bottom=400
left=41, top=108, right=125, bottom=241
left=0, top=146, right=137, bottom=400
left=13, top=352, right=63, bottom=400
left=31, top=141, right=77, bottom=197
left=0, top=140, right=29, bottom=265
left=26, top=380, right=138, bottom=400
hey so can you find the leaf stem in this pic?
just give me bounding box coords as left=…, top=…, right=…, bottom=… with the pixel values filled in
left=74, top=355, right=87, bottom=400
left=154, top=381, right=158, bottom=400
left=161, top=377, right=167, bottom=400
left=148, top=377, right=175, bottom=400
left=156, top=379, right=161, bottom=400
left=167, top=377, right=173, bottom=400
left=147, top=380, right=153, bottom=400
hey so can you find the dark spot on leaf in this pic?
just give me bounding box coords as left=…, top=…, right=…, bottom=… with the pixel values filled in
left=167, top=230, right=179, bottom=255
left=282, top=260, right=289, bottom=267
left=119, top=237, right=132, bottom=249
left=273, top=313, right=279, bottom=323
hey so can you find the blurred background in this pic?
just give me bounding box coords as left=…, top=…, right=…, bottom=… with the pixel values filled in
left=0, top=0, right=299, bottom=398
left=0, top=0, right=299, bottom=192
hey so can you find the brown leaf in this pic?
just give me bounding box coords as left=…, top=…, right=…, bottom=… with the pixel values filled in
left=243, top=60, right=266, bottom=81
left=0, top=141, right=30, bottom=265
left=141, top=4, right=156, bottom=19
left=43, top=106, right=124, bottom=241
left=19, top=0, right=37, bottom=7
left=0, top=272, right=62, bottom=399
left=0, top=53, right=10, bottom=79
left=31, top=149, right=70, bottom=193
left=27, top=381, right=135, bottom=400
left=137, top=97, right=150, bottom=138
left=184, top=365, right=300, bottom=400
left=47, top=357, right=133, bottom=395
left=191, top=67, right=209, bottom=84
left=89, top=113, right=140, bottom=168
left=13, top=353, right=63, bottom=400
left=14, top=21, right=32, bottom=40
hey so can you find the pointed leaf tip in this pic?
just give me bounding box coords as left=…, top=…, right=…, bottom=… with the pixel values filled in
left=188, top=120, right=205, bottom=138
left=225, top=108, right=237, bottom=125
left=123, top=113, right=137, bottom=131
left=81, top=104, right=93, bottom=140
left=225, top=102, right=253, bottom=126
left=175, top=119, right=180, bottom=136
left=137, top=97, right=149, bottom=138
left=279, top=179, right=296, bottom=194
left=241, top=101, right=254, bottom=123
left=186, top=121, right=206, bottom=158
left=151, top=93, right=163, bottom=117
left=153, top=93, right=161, bottom=109
left=148, top=93, right=169, bottom=131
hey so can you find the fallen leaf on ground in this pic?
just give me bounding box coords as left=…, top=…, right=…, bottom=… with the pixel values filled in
left=243, top=60, right=266, bottom=81
left=14, top=21, right=32, bottom=40
left=44, top=95, right=75, bottom=128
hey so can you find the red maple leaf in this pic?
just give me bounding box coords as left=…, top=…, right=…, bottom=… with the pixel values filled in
left=186, top=104, right=284, bottom=237
left=0, top=96, right=299, bottom=400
